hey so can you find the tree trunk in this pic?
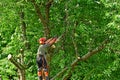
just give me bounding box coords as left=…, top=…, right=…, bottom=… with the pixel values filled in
left=18, top=69, right=25, bottom=80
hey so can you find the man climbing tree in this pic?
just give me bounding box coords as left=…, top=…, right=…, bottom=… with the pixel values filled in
left=36, top=37, right=57, bottom=80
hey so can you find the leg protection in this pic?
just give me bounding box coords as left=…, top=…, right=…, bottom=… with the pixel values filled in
left=38, top=68, right=42, bottom=77
left=45, top=76, right=49, bottom=80
left=43, top=68, right=49, bottom=79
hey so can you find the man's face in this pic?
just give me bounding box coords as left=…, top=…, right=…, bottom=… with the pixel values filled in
left=39, top=40, right=45, bottom=44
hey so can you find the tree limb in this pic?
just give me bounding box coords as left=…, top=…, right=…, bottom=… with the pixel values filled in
left=81, top=39, right=109, bottom=61
left=62, top=39, right=109, bottom=80
left=51, top=67, right=68, bottom=80
left=31, top=0, right=50, bottom=37
left=52, top=39, right=109, bottom=80
left=31, top=0, right=54, bottom=37
left=45, top=0, right=53, bottom=23
left=45, top=0, right=53, bottom=37
left=71, top=34, right=79, bottom=58
left=31, top=0, right=46, bottom=26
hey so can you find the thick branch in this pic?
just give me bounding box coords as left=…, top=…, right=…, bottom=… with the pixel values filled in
left=44, top=0, right=53, bottom=36
left=44, top=0, right=53, bottom=37
left=52, top=39, right=109, bottom=79
left=51, top=67, right=68, bottom=80
left=71, top=35, right=79, bottom=58
left=31, top=0, right=46, bottom=26
left=62, top=39, right=109, bottom=80
left=81, top=39, right=109, bottom=61
left=32, top=0, right=52, bottom=37
left=71, top=39, right=109, bottom=67
left=46, top=0, right=53, bottom=23
left=8, top=54, right=25, bottom=70
left=32, top=0, right=48, bottom=36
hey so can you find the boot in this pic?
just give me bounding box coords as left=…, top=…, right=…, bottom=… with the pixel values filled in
left=45, top=76, right=49, bottom=80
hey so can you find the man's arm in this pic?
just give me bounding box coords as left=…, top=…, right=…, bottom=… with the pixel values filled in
left=45, top=38, right=53, bottom=44
left=46, top=38, right=57, bottom=46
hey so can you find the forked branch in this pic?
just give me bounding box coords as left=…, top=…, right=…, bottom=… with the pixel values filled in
left=8, top=54, right=25, bottom=70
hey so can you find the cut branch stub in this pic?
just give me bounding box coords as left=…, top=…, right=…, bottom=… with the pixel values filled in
left=8, top=54, right=25, bottom=70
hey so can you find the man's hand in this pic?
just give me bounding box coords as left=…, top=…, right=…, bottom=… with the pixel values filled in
left=51, top=45, right=56, bottom=48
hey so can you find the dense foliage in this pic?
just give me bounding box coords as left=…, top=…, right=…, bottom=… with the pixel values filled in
left=0, top=0, right=120, bottom=80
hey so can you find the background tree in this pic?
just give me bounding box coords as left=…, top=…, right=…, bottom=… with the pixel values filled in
left=0, top=0, right=120, bottom=80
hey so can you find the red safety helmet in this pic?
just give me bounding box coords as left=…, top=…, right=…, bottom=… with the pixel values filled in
left=39, top=37, right=46, bottom=44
